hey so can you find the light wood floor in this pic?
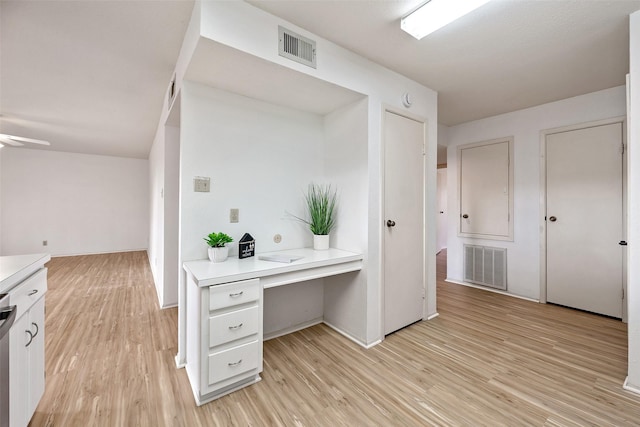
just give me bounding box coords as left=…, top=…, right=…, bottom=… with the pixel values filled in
left=31, top=250, right=640, bottom=426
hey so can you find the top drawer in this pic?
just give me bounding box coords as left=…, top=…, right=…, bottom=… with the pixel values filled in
left=9, top=268, right=47, bottom=320
left=209, top=278, right=260, bottom=311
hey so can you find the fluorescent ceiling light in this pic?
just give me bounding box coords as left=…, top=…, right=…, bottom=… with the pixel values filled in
left=401, top=0, right=491, bottom=40
left=0, top=133, right=50, bottom=146
left=0, top=136, right=20, bottom=146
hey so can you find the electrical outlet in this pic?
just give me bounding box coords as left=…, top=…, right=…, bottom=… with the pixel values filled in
left=273, top=234, right=282, bottom=243
left=42, top=240, right=48, bottom=246
left=230, top=208, right=239, bottom=223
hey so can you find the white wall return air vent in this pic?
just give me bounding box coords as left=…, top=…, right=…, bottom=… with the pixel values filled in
left=278, top=26, right=317, bottom=69
left=463, top=244, right=507, bottom=291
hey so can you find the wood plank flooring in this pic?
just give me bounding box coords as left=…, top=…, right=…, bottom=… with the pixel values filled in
left=30, top=250, right=640, bottom=426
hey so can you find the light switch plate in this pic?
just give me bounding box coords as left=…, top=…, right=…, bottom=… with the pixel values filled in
left=194, top=177, right=210, bottom=192
left=230, top=208, right=239, bottom=223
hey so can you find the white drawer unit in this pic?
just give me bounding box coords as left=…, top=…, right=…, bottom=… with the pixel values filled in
left=208, top=279, right=260, bottom=311
left=208, top=305, right=260, bottom=348
left=181, top=248, right=364, bottom=405
left=185, top=277, right=263, bottom=405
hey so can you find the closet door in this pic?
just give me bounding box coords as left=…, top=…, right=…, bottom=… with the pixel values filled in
left=546, top=122, right=623, bottom=318
left=383, top=110, right=425, bottom=335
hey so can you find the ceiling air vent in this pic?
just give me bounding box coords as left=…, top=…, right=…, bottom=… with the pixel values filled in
left=278, top=26, right=316, bottom=69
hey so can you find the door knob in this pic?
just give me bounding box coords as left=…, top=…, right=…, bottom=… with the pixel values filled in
left=549, top=216, right=557, bottom=222
left=462, top=214, right=469, bottom=219
left=386, top=220, right=396, bottom=227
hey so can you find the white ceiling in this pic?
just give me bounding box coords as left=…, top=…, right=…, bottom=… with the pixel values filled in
left=0, top=0, right=194, bottom=158
left=1, top=0, right=640, bottom=159
left=250, top=0, right=640, bottom=126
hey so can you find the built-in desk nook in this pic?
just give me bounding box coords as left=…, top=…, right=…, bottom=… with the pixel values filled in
left=182, top=248, right=363, bottom=405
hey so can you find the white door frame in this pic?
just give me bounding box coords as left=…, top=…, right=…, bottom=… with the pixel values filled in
left=539, top=116, right=627, bottom=320
left=380, top=105, right=428, bottom=337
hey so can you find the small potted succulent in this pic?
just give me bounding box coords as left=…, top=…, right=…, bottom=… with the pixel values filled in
left=204, top=232, right=233, bottom=262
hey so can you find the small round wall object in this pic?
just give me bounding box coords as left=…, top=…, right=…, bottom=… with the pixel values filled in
left=402, top=92, right=412, bottom=108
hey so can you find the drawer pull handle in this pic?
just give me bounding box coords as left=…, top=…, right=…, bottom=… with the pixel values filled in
left=25, top=330, right=34, bottom=347
left=31, top=322, right=39, bottom=339
left=229, top=291, right=244, bottom=298
left=228, top=359, right=243, bottom=367
left=28, top=289, right=38, bottom=296
left=228, top=323, right=243, bottom=330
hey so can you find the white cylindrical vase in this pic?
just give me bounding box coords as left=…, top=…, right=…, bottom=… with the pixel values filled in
left=313, top=234, right=330, bottom=250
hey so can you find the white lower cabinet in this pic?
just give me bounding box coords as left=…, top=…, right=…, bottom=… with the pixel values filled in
left=186, top=277, right=263, bottom=405
left=9, top=269, right=47, bottom=427
left=9, top=312, right=29, bottom=427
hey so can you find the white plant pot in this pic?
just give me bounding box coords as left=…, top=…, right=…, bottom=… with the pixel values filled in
left=208, top=246, right=229, bottom=262
left=313, top=234, right=330, bottom=251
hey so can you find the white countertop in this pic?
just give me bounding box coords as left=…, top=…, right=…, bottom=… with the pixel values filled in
left=183, top=248, right=363, bottom=288
left=0, top=253, right=51, bottom=294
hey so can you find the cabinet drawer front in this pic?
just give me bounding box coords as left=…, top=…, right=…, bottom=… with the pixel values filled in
left=208, top=340, right=261, bottom=385
left=9, top=268, right=47, bottom=320
left=209, top=306, right=260, bottom=348
left=209, top=279, right=260, bottom=311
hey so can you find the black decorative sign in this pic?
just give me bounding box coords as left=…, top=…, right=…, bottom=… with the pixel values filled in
left=239, top=233, right=255, bottom=259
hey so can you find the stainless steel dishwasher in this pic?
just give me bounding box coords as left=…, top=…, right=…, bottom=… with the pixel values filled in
left=0, top=293, right=16, bottom=427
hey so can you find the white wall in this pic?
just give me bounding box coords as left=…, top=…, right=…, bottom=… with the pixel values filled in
left=181, top=83, right=326, bottom=260
left=1, top=148, right=149, bottom=256
left=148, top=124, right=165, bottom=301
left=0, top=149, right=3, bottom=255
left=166, top=1, right=438, bottom=362
left=626, top=10, right=640, bottom=393
left=178, top=86, right=372, bottom=340
left=181, top=83, right=327, bottom=336
left=447, top=86, right=626, bottom=299
left=163, top=125, right=180, bottom=307
left=323, top=98, right=369, bottom=341
left=146, top=1, right=199, bottom=309
left=147, top=123, right=180, bottom=308
left=195, top=1, right=439, bottom=344
left=0, top=5, right=2, bottom=256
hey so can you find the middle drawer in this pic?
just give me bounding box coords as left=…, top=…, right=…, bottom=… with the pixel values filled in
left=209, top=305, right=260, bottom=348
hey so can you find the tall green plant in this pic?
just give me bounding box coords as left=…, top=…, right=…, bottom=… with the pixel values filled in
left=294, top=183, right=337, bottom=235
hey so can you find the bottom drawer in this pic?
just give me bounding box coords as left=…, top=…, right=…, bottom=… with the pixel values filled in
left=208, top=340, right=261, bottom=386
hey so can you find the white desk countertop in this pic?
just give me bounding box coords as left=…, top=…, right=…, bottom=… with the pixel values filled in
left=0, top=253, right=51, bottom=294
left=183, top=248, right=363, bottom=288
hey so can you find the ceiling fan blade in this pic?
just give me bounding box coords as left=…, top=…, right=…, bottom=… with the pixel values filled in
left=0, top=136, right=24, bottom=146
left=4, top=134, right=50, bottom=146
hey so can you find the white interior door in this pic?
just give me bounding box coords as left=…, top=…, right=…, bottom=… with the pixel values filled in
left=383, top=110, right=425, bottom=335
left=437, top=168, right=448, bottom=253
left=546, top=122, right=623, bottom=318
